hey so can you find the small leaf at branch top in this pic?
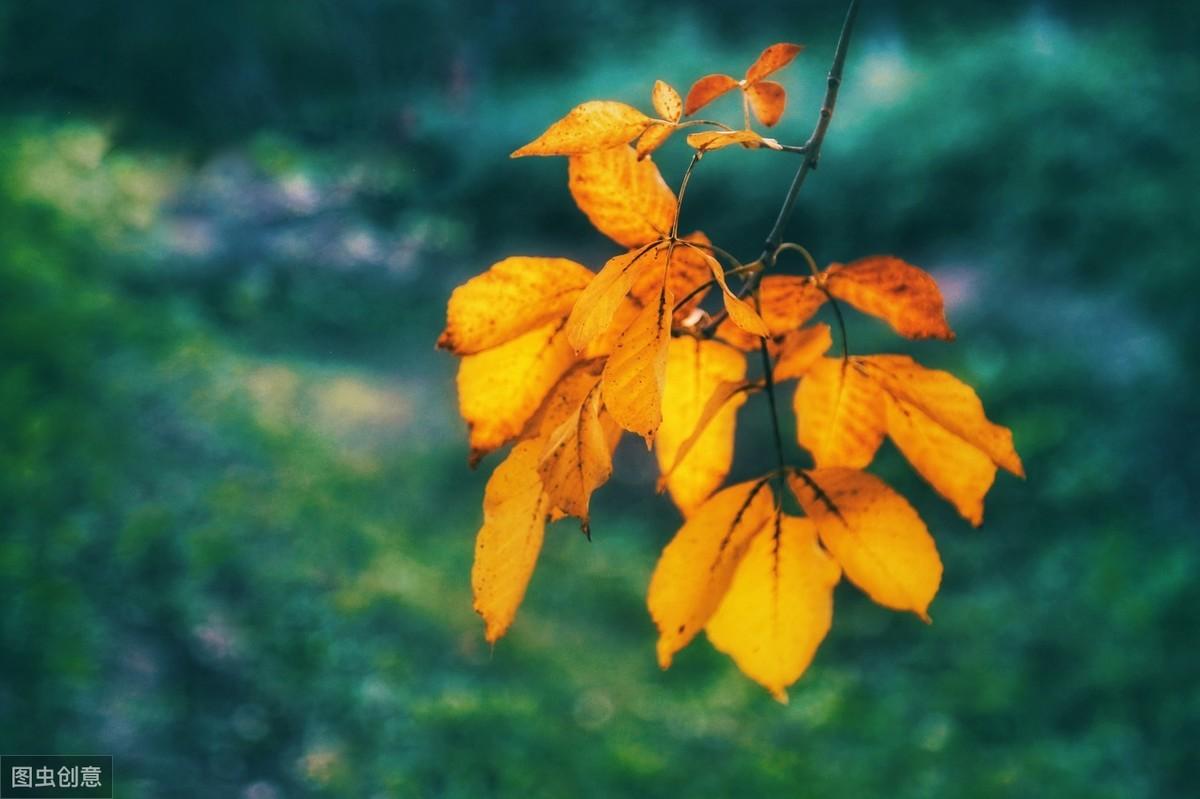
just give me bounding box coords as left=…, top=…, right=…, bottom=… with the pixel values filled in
left=656, top=338, right=748, bottom=516
left=652, top=79, right=683, bottom=122
left=566, top=246, right=661, bottom=352
left=568, top=145, right=677, bottom=248
left=707, top=515, right=840, bottom=702
left=538, top=382, right=619, bottom=530
left=684, top=74, right=741, bottom=115
left=686, top=130, right=783, bottom=154
left=788, top=468, right=942, bottom=620
left=648, top=479, right=775, bottom=667
left=602, top=286, right=674, bottom=446
left=718, top=275, right=826, bottom=350
left=704, top=252, right=770, bottom=337
left=635, top=123, right=676, bottom=160
left=512, top=101, right=652, bottom=157
left=744, top=43, right=804, bottom=84
left=796, top=357, right=886, bottom=468
left=472, top=440, right=552, bottom=642
left=438, top=257, right=594, bottom=354
left=457, top=320, right=578, bottom=465
left=824, top=256, right=955, bottom=340
left=773, top=324, right=833, bottom=381
left=746, top=81, right=787, bottom=127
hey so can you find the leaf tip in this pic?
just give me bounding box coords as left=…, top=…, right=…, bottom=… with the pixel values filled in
left=770, top=687, right=790, bottom=704
left=655, top=640, right=675, bottom=670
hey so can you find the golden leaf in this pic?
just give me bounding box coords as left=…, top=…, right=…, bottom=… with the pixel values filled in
left=824, top=256, right=955, bottom=341
left=648, top=479, right=775, bottom=667
left=656, top=338, right=748, bottom=516
left=512, top=100, right=652, bottom=157
left=538, top=382, right=619, bottom=532
left=437, top=256, right=593, bottom=354
left=651, top=79, right=683, bottom=122
left=789, top=468, right=942, bottom=620
left=685, top=129, right=783, bottom=154
left=568, top=144, right=677, bottom=248
left=601, top=286, right=674, bottom=445
left=745, top=80, right=787, bottom=127
left=683, top=74, right=741, bottom=115
left=704, top=251, right=770, bottom=337
left=795, top=357, right=886, bottom=468
left=706, top=515, right=840, bottom=701
left=773, top=324, right=833, bottom=381
left=635, top=122, right=676, bottom=160
left=718, top=274, right=826, bottom=350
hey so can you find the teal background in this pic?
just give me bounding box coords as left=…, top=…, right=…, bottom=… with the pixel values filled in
left=1, top=1, right=1196, bottom=796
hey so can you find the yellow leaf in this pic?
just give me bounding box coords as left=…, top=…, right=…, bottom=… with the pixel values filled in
left=704, top=251, right=769, bottom=338
left=684, top=74, right=740, bottom=115
left=795, top=357, right=886, bottom=468
left=437, top=256, right=593, bottom=354
left=512, top=101, right=652, bottom=157
left=630, top=233, right=714, bottom=315
left=601, top=286, right=674, bottom=445
left=744, top=42, right=804, bottom=84
left=706, top=515, right=840, bottom=701
left=568, top=144, right=676, bottom=248
left=746, top=80, right=787, bottom=127
left=635, top=122, right=675, bottom=160
left=824, top=256, right=955, bottom=341
left=457, top=320, right=577, bottom=465
left=538, top=382, right=618, bottom=532
left=656, top=338, right=748, bottom=516
left=773, top=324, right=833, bottom=381
left=520, top=358, right=606, bottom=441
left=718, top=274, right=826, bottom=351
left=685, top=129, right=783, bottom=154
left=565, top=245, right=661, bottom=352
left=648, top=479, right=775, bottom=667
left=652, top=79, right=683, bottom=122
left=861, top=355, right=1023, bottom=524
left=471, top=439, right=552, bottom=642
left=789, top=468, right=942, bottom=620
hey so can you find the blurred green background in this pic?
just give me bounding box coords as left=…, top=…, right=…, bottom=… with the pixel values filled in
left=1, top=1, right=1196, bottom=797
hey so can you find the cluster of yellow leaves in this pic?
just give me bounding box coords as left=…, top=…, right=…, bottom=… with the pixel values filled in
left=440, top=43, right=1023, bottom=700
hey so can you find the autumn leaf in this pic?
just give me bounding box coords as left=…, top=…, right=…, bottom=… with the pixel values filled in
left=601, top=285, right=674, bottom=445
left=789, top=468, right=942, bottom=620
left=648, top=478, right=775, bottom=667
left=823, top=256, right=955, bottom=341
left=652, top=79, right=683, bottom=122
left=566, top=244, right=662, bottom=352
left=795, top=356, right=886, bottom=469
left=635, top=123, right=676, bottom=160
left=706, top=514, right=840, bottom=701
left=773, top=324, right=833, bottom=381
left=537, top=382, right=621, bottom=533
left=437, top=256, right=594, bottom=354
left=472, top=439, right=552, bottom=643
left=718, top=274, right=826, bottom=350
left=702, top=249, right=770, bottom=337
left=655, top=338, right=748, bottom=516
left=631, top=233, right=715, bottom=314
left=686, top=130, right=783, bottom=154
left=512, top=101, right=653, bottom=157
left=684, top=42, right=802, bottom=127
left=657, top=379, right=755, bottom=496
left=861, top=355, right=1024, bottom=525
left=568, top=144, right=677, bottom=248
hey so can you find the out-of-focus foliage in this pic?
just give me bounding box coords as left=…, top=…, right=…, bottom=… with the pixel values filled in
left=0, top=1, right=1197, bottom=797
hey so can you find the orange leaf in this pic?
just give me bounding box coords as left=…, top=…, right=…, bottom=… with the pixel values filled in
left=628, top=233, right=713, bottom=313
left=685, top=129, right=783, bottom=154
left=601, top=286, right=674, bottom=446
left=568, top=145, right=676, bottom=248
left=652, top=79, right=683, bottom=122
left=744, top=42, right=804, bottom=84
left=471, top=439, right=552, bottom=642
left=718, top=274, right=826, bottom=350
left=655, top=338, right=748, bottom=516
left=565, top=245, right=662, bottom=352
left=684, top=74, right=740, bottom=115
left=789, top=468, right=942, bottom=620
left=746, top=80, right=787, bottom=127
left=704, top=252, right=770, bottom=338
left=823, top=256, right=955, bottom=341
left=773, top=324, right=833, bottom=381
left=648, top=479, right=775, bottom=667
left=457, top=320, right=577, bottom=465
left=635, top=122, right=676, bottom=160
left=438, top=256, right=593, bottom=355
left=538, top=382, right=620, bottom=531
left=706, top=515, right=840, bottom=702
left=512, top=100, right=652, bottom=157
left=795, top=357, right=886, bottom=468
